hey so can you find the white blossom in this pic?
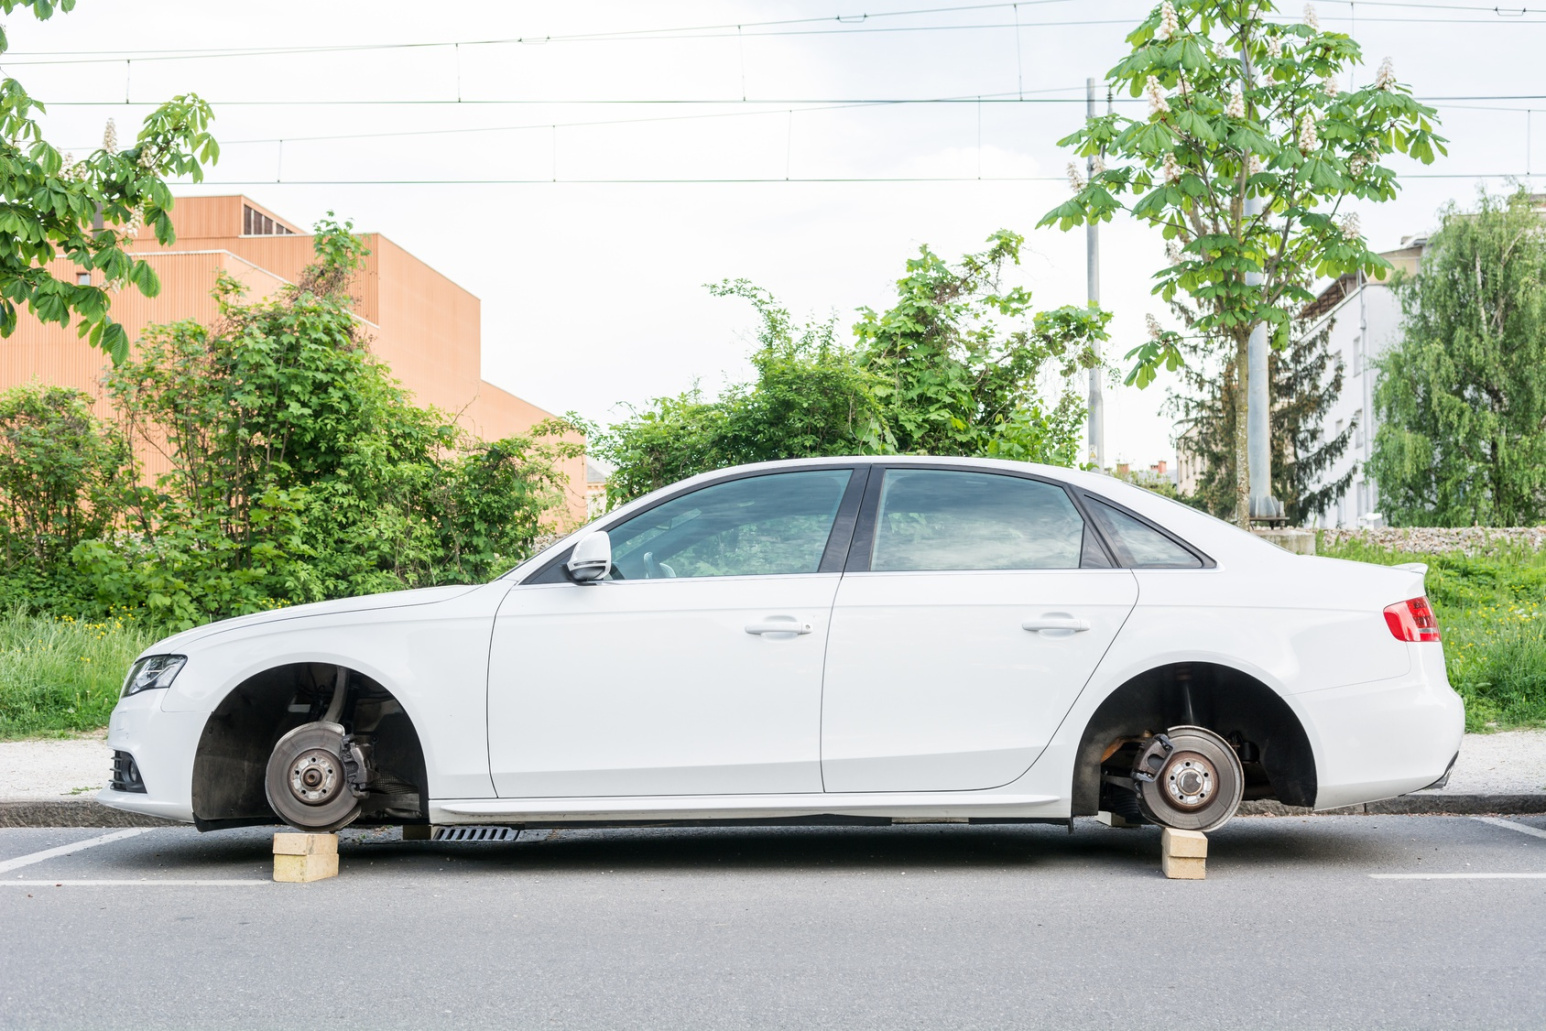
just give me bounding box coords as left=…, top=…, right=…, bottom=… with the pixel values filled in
left=1226, top=85, right=1245, bottom=119
left=102, top=118, right=118, bottom=155
left=1267, top=35, right=1282, bottom=60
left=1162, top=151, right=1183, bottom=183
left=1091, top=154, right=1106, bottom=176
left=1303, top=3, right=1319, bottom=31
left=1155, top=0, right=1180, bottom=41
left=1212, top=40, right=1231, bottom=61
left=1145, top=75, right=1171, bottom=116
left=1298, top=111, right=1319, bottom=152
left=1374, top=56, right=1397, bottom=90
left=1146, top=313, right=1165, bottom=340
left=1322, top=74, right=1341, bottom=98
left=1166, top=240, right=1185, bottom=265
left=1339, top=212, right=1361, bottom=240
left=1349, top=155, right=1367, bottom=176
left=1247, top=152, right=1263, bottom=176
left=1067, top=162, right=1086, bottom=192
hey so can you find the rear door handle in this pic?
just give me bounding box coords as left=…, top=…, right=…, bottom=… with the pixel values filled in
left=746, top=620, right=814, bottom=636
left=1022, top=618, right=1091, bottom=633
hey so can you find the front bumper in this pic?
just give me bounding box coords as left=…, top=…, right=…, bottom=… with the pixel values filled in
left=97, top=689, right=205, bottom=824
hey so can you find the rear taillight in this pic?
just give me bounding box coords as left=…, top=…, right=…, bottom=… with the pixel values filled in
left=1384, top=596, right=1441, bottom=642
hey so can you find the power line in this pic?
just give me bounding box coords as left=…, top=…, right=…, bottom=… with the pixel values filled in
left=38, top=94, right=1546, bottom=109
left=181, top=172, right=1535, bottom=186
left=5, top=4, right=1544, bottom=65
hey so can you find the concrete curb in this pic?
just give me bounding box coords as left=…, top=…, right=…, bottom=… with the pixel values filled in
left=0, top=800, right=179, bottom=828
left=1, top=795, right=1544, bottom=828
left=1240, top=794, right=1546, bottom=817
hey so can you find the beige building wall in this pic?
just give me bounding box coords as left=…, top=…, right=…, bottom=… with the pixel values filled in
left=3, top=195, right=586, bottom=525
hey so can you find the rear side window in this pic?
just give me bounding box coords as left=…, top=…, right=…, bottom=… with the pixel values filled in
left=871, top=469, right=1084, bottom=571
left=1085, top=498, right=1202, bottom=568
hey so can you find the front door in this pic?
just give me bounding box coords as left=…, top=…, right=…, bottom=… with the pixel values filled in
left=488, top=467, right=859, bottom=798
left=820, top=467, right=1139, bottom=793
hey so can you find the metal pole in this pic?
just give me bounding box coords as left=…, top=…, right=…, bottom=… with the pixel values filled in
left=1086, top=77, right=1105, bottom=470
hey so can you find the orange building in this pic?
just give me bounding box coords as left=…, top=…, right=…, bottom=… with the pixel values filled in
left=2, top=195, right=586, bottom=524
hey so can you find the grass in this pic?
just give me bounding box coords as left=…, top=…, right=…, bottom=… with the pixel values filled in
left=1319, top=536, right=1546, bottom=733
left=0, top=608, right=160, bottom=740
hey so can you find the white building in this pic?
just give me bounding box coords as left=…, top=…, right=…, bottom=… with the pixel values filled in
left=1297, top=238, right=1425, bottom=529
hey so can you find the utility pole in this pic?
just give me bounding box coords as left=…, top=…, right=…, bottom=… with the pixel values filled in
left=1241, top=59, right=1283, bottom=523
left=1085, top=77, right=1105, bottom=471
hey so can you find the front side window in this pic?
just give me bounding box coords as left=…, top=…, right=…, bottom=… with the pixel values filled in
left=606, top=469, right=852, bottom=579
left=1084, top=498, right=1202, bottom=569
left=870, top=469, right=1084, bottom=571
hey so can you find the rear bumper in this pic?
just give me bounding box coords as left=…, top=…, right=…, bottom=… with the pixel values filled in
left=1301, top=643, right=1465, bottom=810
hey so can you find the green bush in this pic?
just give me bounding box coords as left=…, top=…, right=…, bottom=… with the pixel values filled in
left=1319, top=535, right=1546, bottom=731
left=0, top=217, right=580, bottom=631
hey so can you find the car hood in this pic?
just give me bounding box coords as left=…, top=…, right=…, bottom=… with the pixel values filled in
left=141, top=584, right=484, bottom=656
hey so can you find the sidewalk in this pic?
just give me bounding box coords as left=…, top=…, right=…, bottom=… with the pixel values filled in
left=1, top=730, right=1544, bottom=826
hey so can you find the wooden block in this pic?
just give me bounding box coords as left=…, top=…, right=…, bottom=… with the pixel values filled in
left=272, top=832, right=338, bottom=856
left=1097, top=810, right=1143, bottom=829
left=273, top=852, right=339, bottom=883
left=1162, top=853, right=1206, bottom=880
left=401, top=824, right=434, bottom=841
left=1161, top=828, right=1208, bottom=858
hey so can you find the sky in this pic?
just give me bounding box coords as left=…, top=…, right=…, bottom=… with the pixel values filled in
left=5, top=0, right=1541, bottom=469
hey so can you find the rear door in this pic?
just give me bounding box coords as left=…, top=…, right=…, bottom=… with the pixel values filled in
left=820, top=467, right=1139, bottom=793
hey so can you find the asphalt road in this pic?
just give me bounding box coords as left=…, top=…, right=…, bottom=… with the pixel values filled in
left=2, top=815, right=1544, bottom=1031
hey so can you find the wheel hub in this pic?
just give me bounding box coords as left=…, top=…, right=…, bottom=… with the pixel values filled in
left=287, top=748, right=343, bottom=806
left=1161, top=751, right=1216, bottom=812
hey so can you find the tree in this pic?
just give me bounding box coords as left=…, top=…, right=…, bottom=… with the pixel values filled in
left=593, top=232, right=1109, bottom=506
left=1368, top=188, right=1546, bottom=526
left=1, top=0, right=218, bottom=362
left=1169, top=317, right=1355, bottom=523
left=1039, top=0, right=1444, bottom=527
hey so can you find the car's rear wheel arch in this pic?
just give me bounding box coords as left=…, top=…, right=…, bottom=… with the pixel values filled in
left=191, top=662, right=429, bottom=830
left=1072, top=661, right=1317, bottom=815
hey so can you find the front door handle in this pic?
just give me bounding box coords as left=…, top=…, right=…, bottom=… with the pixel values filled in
left=1022, top=618, right=1091, bottom=633
left=745, top=619, right=814, bottom=636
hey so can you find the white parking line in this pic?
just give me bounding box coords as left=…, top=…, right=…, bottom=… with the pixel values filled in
left=1370, top=872, right=1546, bottom=880
left=1472, top=816, right=1546, bottom=841
left=0, top=828, right=152, bottom=876
left=2, top=879, right=270, bottom=886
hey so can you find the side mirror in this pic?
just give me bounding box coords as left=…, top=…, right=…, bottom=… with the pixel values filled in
left=565, top=531, right=612, bottom=583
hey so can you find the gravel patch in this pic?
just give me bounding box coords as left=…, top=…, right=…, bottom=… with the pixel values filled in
left=0, top=732, right=111, bottom=800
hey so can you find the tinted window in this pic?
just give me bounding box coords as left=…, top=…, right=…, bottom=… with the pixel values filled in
left=606, top=470, right=851, bottom=579
left=870, top=470, right=1084, bottom=571
left=1086, top=498, right=1202, bottom=568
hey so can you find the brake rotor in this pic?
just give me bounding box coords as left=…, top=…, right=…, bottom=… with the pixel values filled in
left=1132, top=726, right=1244, bottom=832
left=264, top=722, right=363, bottom=833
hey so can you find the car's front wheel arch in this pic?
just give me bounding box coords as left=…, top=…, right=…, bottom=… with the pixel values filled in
left=1072, top=662, right=1318, bottom=819
left=191, top=662, right=429, bottom=831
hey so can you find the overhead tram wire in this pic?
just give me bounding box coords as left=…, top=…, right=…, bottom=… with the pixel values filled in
left=5, top=2, right=1545, bottom=64
left=184, top=172, right=1537, bottom=186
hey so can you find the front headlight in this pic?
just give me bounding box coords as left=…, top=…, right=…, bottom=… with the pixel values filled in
left=122, top=655, right=187, bottom=698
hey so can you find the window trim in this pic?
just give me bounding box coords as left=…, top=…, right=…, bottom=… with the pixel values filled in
left=1076, top=490, right=1216, bottom=570
left=522, top=464, right=868, bottom=585
left=845, top=463, right=1114, bottom=574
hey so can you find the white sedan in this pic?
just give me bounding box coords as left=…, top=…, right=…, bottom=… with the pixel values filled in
left=101, top=456, right=1463, bottom=835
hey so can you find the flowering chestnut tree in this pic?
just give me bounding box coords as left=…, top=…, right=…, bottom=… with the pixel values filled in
left=1, top=0, right=218, bottom=363
left=1039, top=0, right=1444, bottom=526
